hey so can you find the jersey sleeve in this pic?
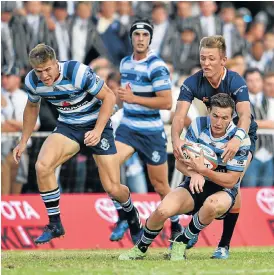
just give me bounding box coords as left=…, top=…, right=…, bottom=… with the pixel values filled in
left=64, top=61, right=104, bottom=96
left=24, top=72, right=41, bottom=103
left=149, top=59, right=171, bottom=92
left=230, top=73, right=250, bottom=103
left=177, top=76, right=195, bottom=103
left=226, top=137, right=251, bottom=172
left=185, top=117, right=201, bottom=143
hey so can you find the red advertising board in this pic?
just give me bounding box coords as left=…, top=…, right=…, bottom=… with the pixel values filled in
left=1, top=188, right=274, bottom=250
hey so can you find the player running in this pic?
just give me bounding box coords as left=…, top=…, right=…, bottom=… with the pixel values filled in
left=119, top=93, right=251, bottom=260
left=13, top=44, right=142, bottom=245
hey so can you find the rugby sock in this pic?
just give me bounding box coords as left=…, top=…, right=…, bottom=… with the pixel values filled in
left=40, top=187, right=61, bottom=224
left=111, top=199, right=127, bottom=221
left=170, top=215, right=182, bottom=231
left=137, top=223, right=162, bottom=253
left=218, top=212, right=239, bottom=249
left=120, top=196, right=141, bottom=234
left=176, top=212, right=207, bottom=244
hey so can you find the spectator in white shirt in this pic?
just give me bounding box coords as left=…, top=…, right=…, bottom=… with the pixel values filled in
left=1, top=66, right=40, bottom=195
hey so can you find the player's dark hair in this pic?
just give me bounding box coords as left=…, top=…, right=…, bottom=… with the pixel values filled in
left=29, top=44, right=56, bottom=67
left=209, top=94, right=235, bottom=115
left=130, top=18, right=154, bottom=44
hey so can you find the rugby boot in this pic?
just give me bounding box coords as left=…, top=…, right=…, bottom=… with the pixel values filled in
left=118, top=245, right=147, bottom=260
left=109, top=220, right=129, bottom=241
left=169, top=223, right=184, bottom=249
left=186, top=233, right=199, bottom=249
left=170, top=241, right=187, bottom=261
left=34, top=222, right=65, bottom=244
left=211, top=246, right=230, bottom=259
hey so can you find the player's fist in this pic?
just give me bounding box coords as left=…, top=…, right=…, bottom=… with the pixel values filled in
left=84, top=128, right=102, bottom=147
left=13, top=141, right=27, bottom=164
left=117, top=83, right=135, bottom=104
left=172, top=138, right=192, bottom=161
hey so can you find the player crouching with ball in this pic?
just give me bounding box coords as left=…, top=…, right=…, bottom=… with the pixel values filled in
left=119, top=93, right=251, bottom=261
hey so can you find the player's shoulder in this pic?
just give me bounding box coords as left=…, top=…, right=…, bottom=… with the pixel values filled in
left=147, top=51, right=167, bottom=68
left=62, top=60, right=89, bottom=80
left=182, top=70, right=203, bottom=89
left=120, top=55, right=132, bottom=67
left=25, top=70, right=39, bottom=91
left=226, top=69, right=247, bottom=89
left=192, top=116, right=210, bottom=133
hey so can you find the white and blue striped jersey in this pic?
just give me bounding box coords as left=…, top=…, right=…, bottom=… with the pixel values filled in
left=24, top=61, right=104, bottom=126
left=185, top=116, right=251, bottom=175
left=119, top=50, right=171, bottom=133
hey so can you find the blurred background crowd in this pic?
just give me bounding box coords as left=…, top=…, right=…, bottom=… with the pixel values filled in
left=1, top=1, right=274, bottom=195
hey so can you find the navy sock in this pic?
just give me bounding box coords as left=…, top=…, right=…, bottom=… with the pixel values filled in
left=218, top=213, right=239, bottom=248
left=176, top=212, right=207, bottom=244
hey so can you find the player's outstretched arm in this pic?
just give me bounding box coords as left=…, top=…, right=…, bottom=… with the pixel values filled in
left=13, top=99, right=40, bottom=164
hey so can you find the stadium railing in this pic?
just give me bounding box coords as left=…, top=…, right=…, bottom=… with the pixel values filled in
left=1, top=128, right=274, bottom=192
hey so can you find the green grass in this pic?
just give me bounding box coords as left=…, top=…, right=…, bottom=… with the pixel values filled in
left=2, top=247, right=274, bottom=275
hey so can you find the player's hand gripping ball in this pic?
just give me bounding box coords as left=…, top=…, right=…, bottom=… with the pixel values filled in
left=182, top=143, right=218, bottom=170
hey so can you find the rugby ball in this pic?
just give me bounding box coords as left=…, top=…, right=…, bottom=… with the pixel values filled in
left=182, top=143, right=218, bottom=170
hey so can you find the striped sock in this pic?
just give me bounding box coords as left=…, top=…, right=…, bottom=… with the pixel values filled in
left=170, top=215, right=181, bottom=231
left=120, top=196, right=134, bottom=213
left=111, top=198, right=126, bottom=221
left=176, top=212, right=207, bottom=244
left=40, top=187, right=61, bottom=224
left=137, top=223, right=162, bottom=253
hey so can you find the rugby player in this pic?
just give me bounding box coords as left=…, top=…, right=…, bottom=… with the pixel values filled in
left=119, top=93, right=251, bottom=261
left=13, top=44, right=142, bottom=244
left=171, top=35, right=257, bottom=258
left=109, top=19, right=183, bottom=244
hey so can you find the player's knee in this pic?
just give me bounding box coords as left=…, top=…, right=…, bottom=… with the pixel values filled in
left=104, top=180, right=122, bottom=198
left=154, top=205, right=171, bottom=222
left=203, top=197, right=218, bottom=217
left=35, top=160, right=54, bottom=178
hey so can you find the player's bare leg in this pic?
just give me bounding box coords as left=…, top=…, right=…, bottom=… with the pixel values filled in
left=147, top=162, right=183, bottom=241
left=94, top=153, right=142, bottom=243
left=170, top=191, right=233, bottom=261
left=35, top=133, right=80, bottom=244
left=119, top=187, right=194, bottom=260
left=109, top=141, right=136, bottom=241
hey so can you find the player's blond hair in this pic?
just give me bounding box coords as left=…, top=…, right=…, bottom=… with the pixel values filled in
left=199, top=35, right=227, bottom=56
left=29, top=44, right=56, bottom=67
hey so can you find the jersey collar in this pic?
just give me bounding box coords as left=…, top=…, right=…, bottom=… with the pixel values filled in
left=204, top=67, right=227, bottom=89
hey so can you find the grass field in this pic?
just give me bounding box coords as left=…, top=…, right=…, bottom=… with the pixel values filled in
left=2, top=247, right=274, bottom=275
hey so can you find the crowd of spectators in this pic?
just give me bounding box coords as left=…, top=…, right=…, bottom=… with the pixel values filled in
left=1, top=1, right=274, bottom=194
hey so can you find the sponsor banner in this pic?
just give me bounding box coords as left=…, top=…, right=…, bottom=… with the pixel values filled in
left=2, top=188, right=274, bottom=250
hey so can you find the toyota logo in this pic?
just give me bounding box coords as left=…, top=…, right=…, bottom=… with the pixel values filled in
left=256, top=188, right=274, bottom=216
left=95, top=198, right=118, bottom=223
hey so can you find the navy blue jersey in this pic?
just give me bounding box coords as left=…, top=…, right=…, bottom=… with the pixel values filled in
left=178, top=68, right=257, bottom=145
left=178, top=68, right=249, bottom=106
